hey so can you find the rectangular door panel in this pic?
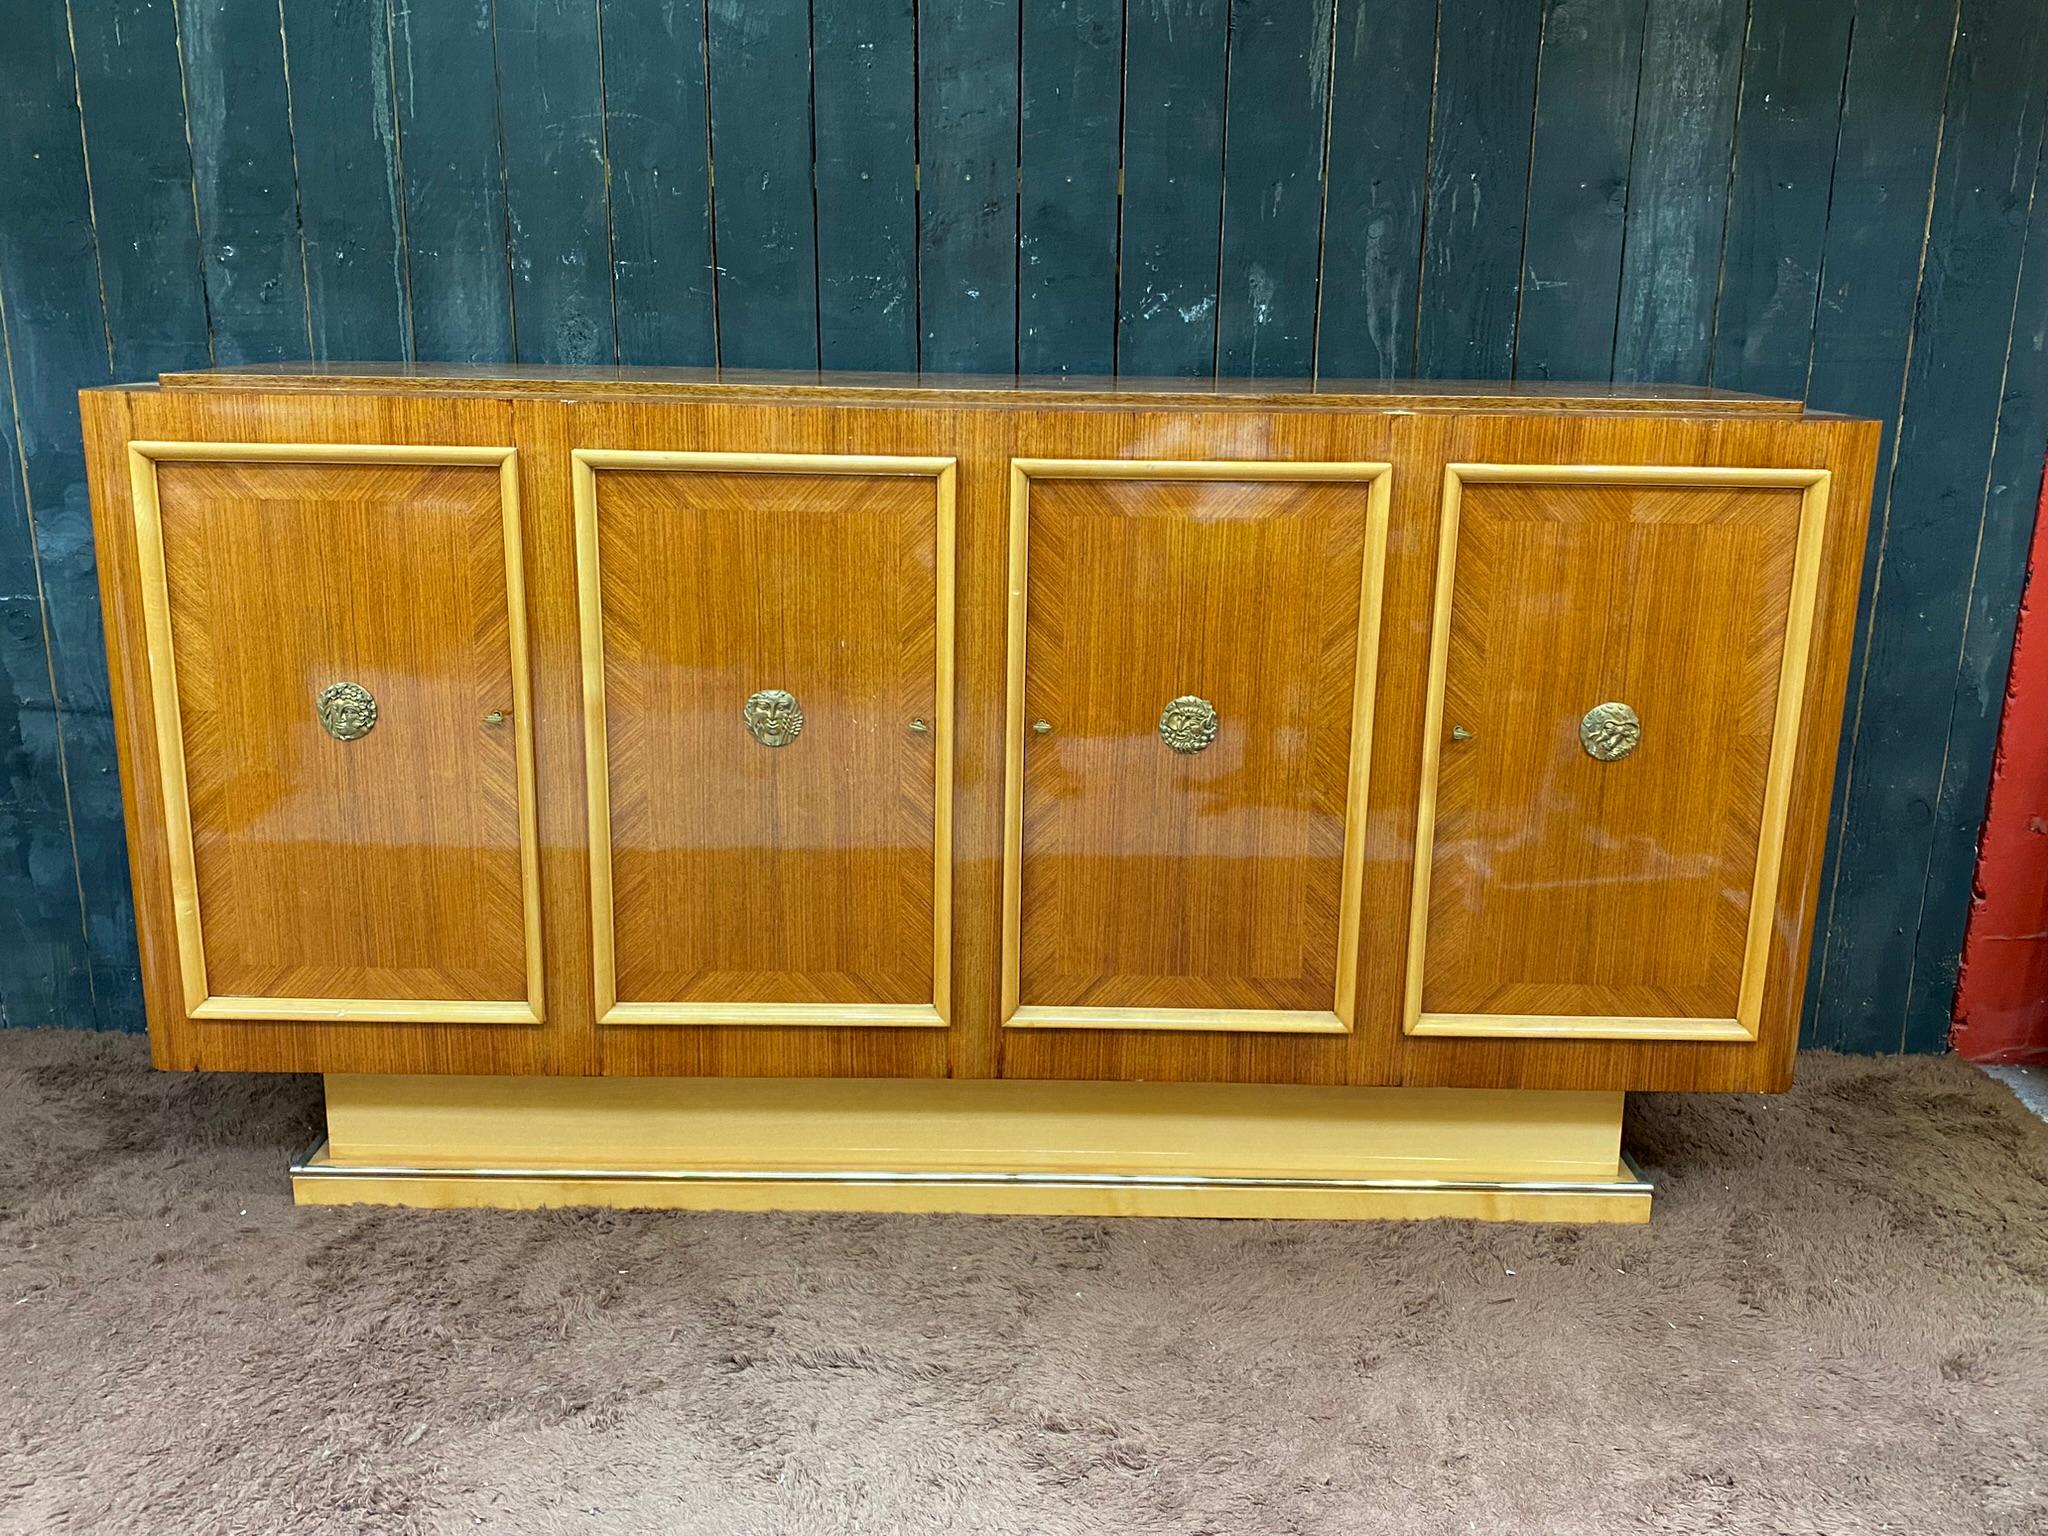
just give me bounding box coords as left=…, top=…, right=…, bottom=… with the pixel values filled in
left=133, top=443, right=541, bottom=1023
left=1005, top=460, right=1390, bottom=1033
left=578, top=451, right=954, bottom=1026
left=1405, top=465, right=1830, bottom=1041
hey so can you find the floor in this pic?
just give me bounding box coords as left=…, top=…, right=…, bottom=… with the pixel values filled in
left=3, top=1029, right=2045, bottom=1535
left=1985, top=1062, right=2048, bottom=1121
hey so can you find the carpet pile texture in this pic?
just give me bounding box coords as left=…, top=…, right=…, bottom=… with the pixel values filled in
left=2, top=1030, right=2045, bottom=1534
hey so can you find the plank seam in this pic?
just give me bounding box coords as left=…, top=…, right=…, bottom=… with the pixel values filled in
left=380, top=0, right=418, bottom=361
left=1406, top=0, right=1443, bottom=377
left=0, top=283, right=96, bottom=1019
left=1604, top=0, right=1655, bottom=382
left=1903, top=92, right=2048, bottom=1041
left=1308, top=0, right=1343, bottom=382
left=1109, top=0, right=1131, bottom=378
left=696, top=0, right=722, bottom=367
left=1011, top=0, right=1024, bottom=374
left=487, top=0, right=522, bottom=360
left=908, top=0, right=923, bottom=373
left=272, top=0, right=318, bottom=358
left=58, top=0, right=118, bottom=374
left=1703, top=0, right=1760, bottom=389
left=166, top=0, right=222, bottom=364
left=1809, top=0, right=1964, bottom=1050
left=1505, top=0, right=1550, bottom=381
left=1795, top=8, right=1861, bottom=404
left=591, top=0, right=623, bottom=365
left=1209, top=0, right=1239, bottom=381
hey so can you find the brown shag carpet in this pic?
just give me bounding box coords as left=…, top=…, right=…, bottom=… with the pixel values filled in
left=2, top=1032, right=2046, bottom=1535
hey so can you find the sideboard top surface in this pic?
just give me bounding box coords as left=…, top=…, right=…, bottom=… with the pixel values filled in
left=131, top=363, right=1815, bottom=416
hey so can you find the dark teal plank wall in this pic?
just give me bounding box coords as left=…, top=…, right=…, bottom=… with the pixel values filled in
left=1, top=0, right=2043, bottom=1051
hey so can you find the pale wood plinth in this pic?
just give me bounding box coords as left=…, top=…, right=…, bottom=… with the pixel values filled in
left=292, top=1075, right=1651, bottom=1223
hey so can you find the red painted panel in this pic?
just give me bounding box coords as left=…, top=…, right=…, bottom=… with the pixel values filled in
left=1955, top=464, right=2048, bottom=1063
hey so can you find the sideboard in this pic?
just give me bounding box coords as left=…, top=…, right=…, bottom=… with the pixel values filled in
left=80, top=367, right=1880, bottom=1221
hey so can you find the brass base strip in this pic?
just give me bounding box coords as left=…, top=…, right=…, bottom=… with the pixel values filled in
left=290, top=1140, right=1652, bottom=1223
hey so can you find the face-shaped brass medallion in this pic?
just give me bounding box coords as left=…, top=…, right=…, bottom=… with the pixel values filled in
left=743, top=688, right=805, bottom=748
left=1158, top=695, right=1219, bottom=754
left=1579, top=701, right=1641, bottom=762
left=316, top=681, right=378, bottom=742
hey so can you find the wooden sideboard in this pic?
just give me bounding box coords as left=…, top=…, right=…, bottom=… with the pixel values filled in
left=80, top=367, right=1879, bottom=1220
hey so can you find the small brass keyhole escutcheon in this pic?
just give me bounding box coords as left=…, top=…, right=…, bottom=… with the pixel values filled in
left=909, top=718, right=928, bottom=734
left=316, top=681, right=377, bottom=742
left=484, top=709, right=507, bottom=726
left=1580, top=702, right=1641, bottom=761
left=743, top=688, right=804, bottom=747
left=1450, top=724, right=1473, bottom=742
left=1159, top=695, right=1219, bottom=755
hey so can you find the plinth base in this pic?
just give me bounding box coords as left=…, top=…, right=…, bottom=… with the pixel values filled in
left=291, top=1074, right=1652, bottom=1223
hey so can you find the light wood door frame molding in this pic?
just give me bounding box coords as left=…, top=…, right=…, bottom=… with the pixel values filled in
left=1002, top=457, right=1394, bottom=1035
left=127, top=440, right=545, bottom=1026
left=572, top=448, right=958, bottom=1028
left=1404, top=462, right=1833, bottom=1043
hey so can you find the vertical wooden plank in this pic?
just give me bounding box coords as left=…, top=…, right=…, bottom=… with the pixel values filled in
left=1816, top=0, right=2047, bottom=1054
left=705, top=0, right=819, bottom=369
left=390, top=0, right=514, bottom=363
left=1513, top=0, right=1647, bottom=383
left=180, top=0, right=314, bottom=361
left=496, top=0, right=616, bottom=365
left=1707, top=0, right=1854, bottom=397
left=1214, top=0, right=1334, bottom=378
left=0, top=4, right=142, bottom=1029
left=602, top=0, right=717, bottom=366
left=281, top=0, right=412, bottom=360
left=1415, top=0, right=1542, bottom=379
left=816, top=0, right=919, bottom=371
left=1610, top=0, right=1745, bottom=385
left=69, top=0, right=214, bottom=378
left=1799, top=0, right=1959, bottom=1046
left=1907, top=129, right=2048, bottom=1050
left=1315, top=0, right=1434, bottom=379
left=1117, top=0, right=1230, bottom=377
left=918, top=0, right=1020, bottom=374
left=0, top=298, right=97, bottom=1029
left=1017, top=0, right=1122, bottom=376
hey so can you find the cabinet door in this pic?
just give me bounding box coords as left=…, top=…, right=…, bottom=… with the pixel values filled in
left=1406, top=465, right=1830, bottom=1041
left=131, top=442, right=541, bottom=1023
left=1004, top=459, right=1390, bottom=1033
left=576, top=450, right=954, bottom=1026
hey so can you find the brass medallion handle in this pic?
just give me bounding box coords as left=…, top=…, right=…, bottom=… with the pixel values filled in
left=316, top=681, right=377, bottom=742
left=1579, top=701, right=1641, bottom=761
left=742, top=688, right=804, bottom=748
left=1159, top=695, right=1219, bottom=755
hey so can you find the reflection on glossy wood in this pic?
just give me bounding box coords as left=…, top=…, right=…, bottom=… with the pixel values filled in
left=85, top=373, right=1882, bottom=1092
left=129, top=440, right=542, bottom=1023
left=575, top=449, right=955, bottom=1026
left=1377, top=415, right=1878, bottom=1093
left=1405, top=465, right=1829, bottom=1042
left=1004, top=459, right=1390, bottom=1033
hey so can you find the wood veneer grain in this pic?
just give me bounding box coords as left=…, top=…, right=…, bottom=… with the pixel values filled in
left=83, top=374, right=1880, bottom=1090
left=89, top=388, right=577, bottom=1075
